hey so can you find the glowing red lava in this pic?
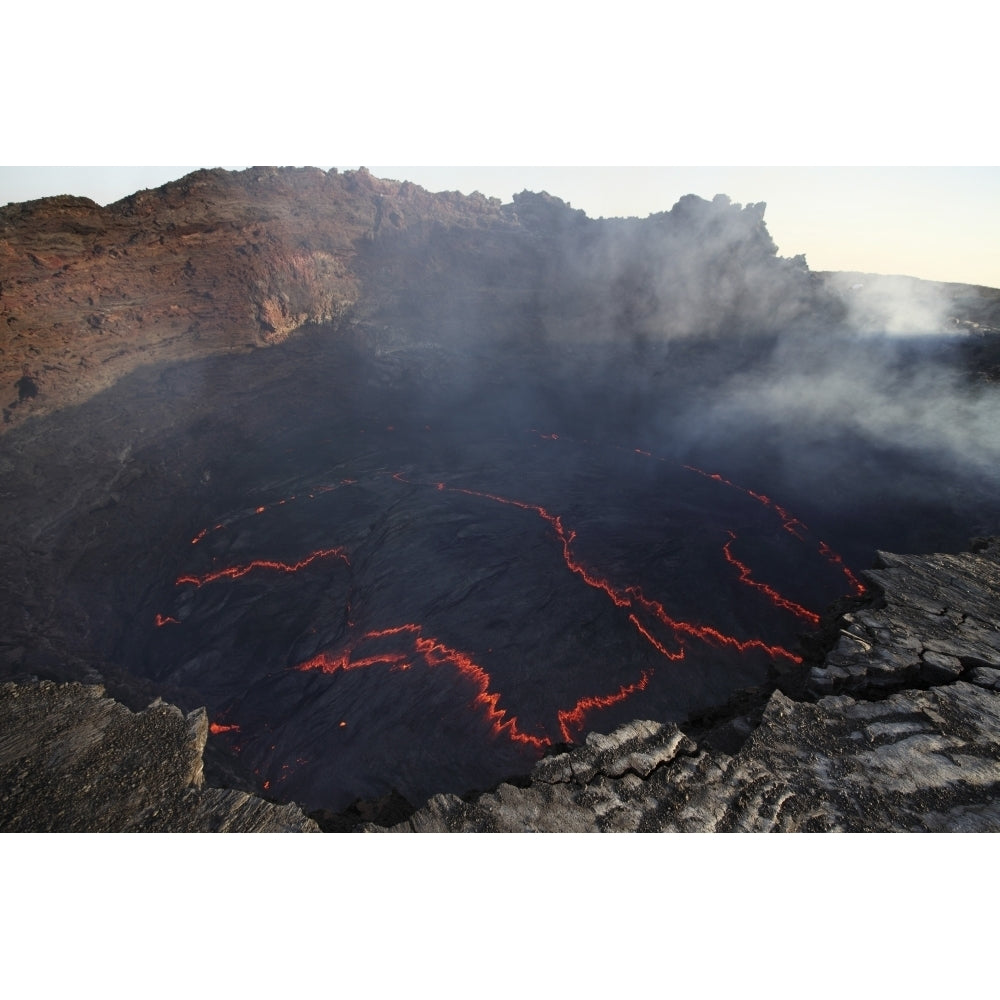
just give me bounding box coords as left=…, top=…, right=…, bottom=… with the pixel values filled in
left=684, top=465, right=808, bottom=540
left=394, top=472, right=802, bottom=665
left=175, top=546, right=350, bottom=588
left=685, top=464, right=864, bottom=596
left=186, top=482, right=353, bottom=544
left=527, top=434, right=861, bottom=603
left=625, top=587, right=802, bottom=663
left=191, top=524, right=225, bottom=545
left=557, top=670, right=651, bottom=742
left=154, top=613, right=181, bottom=627
left=295, top=624, right=550, bottom=750
left=721, top=530, right=820, bottom=626
left=164, top=440, right=864, bottom=797
left=819, top=541, right=867, bottom=597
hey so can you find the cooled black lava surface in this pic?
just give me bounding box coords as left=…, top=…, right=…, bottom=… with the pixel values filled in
left=3, top=326, right=999, bottom=813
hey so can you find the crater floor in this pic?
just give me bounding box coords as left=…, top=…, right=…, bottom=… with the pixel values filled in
left=3, top=326, right=998, bottom=817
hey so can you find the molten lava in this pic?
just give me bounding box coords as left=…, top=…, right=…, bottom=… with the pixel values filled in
left=683, top=463, right=866, bottom=596
left=175, top=546, right=350, bottom=588
left=721, top=531, right=820, bottom=626
left=295, top=624, right=550, bottom=750
left=625, top=588, right=802, bottom=663
left=818, top=541, right=867, bottom=597
left=158, top=436, right=867, bottom=805
left=557, top=670, right=651, bottom=743
left=684, top=465, right=808, bottom=540
left=394, top=472, right=804, bottom=665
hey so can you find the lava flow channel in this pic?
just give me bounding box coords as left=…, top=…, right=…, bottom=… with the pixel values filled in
left=188, top=480, right=353, bottom=545
left=295, top=625, right=663, bottom=749
left=295, top=624, right=551, bottom=750
left=394, top=472, right=802, bottom=665
left=721, top=530, right=820, bottom=626
left=175, top=546, right=350, bottom=588
left=684, top=464, right=809, bottom=540
left=685, top=464, right=865, bottom=596
left=529, top=427, right=861, bottom=604
left=557, top=670, right=651, bottom=743
left=818, top=541, right=866, bottom=597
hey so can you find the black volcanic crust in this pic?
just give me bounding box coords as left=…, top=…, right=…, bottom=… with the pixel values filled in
left=363, top=541, right=1000, bottom=833
left=4, top=537, right=1000, bottom=832
left=0, top=323, right=988, bottom=812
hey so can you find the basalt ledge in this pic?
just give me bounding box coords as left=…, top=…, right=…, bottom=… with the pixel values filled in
left=0, top=680, right=318, bottom=832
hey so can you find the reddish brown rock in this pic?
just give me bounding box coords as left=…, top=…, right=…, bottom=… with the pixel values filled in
left=0, top=166, right=505, bottom=429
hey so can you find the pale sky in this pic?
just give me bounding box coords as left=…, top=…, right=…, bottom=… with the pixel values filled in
left=1, top=166, right=997, bottom=288
left=5, top=6, right=997, bottom=289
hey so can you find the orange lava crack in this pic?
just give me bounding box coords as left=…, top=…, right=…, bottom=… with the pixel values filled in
left=557, top=670, right=651, bottom=743
left=295, top=624, right=550, bottom=750
left=396, top=472, right=802, bottom=664
left=176, top=546, right=350, bottom=588
left=174, top=450, right=857, bottom=766
left=721, top=530, right=820, bottom=626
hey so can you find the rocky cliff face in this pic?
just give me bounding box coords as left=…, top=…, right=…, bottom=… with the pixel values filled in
left=0, top=167, right=504, bottom=428
left=2, top=167, right=844, bottom=431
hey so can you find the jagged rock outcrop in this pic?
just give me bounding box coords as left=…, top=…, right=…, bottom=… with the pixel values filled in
left=369, top=543, right=1000, bottom=832
left=0, top=681, right=318, bottom=831
left=1, top=167, right=844, bottom=430
left=0, top=167, right=505, bottom=428
left=809, top=542, right=1000, bottom=696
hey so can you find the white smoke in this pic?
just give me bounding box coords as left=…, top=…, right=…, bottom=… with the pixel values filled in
left=823, top=271, right=952, bottom=335
left=697, top=331, right=1000, bottom=482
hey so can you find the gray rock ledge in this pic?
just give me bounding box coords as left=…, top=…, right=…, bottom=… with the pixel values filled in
left=0, top=681, right=318, bottom=832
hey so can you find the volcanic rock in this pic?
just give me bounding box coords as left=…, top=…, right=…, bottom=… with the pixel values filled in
left=7, top=526, right=1000, bottom=832
left=1, top=166, right=847, bottom=432
left=0, top=168, right=504, bottom=429
left=0, top=680, right=318, bottom=832
left=808, top=540, right=1000, bottom=696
